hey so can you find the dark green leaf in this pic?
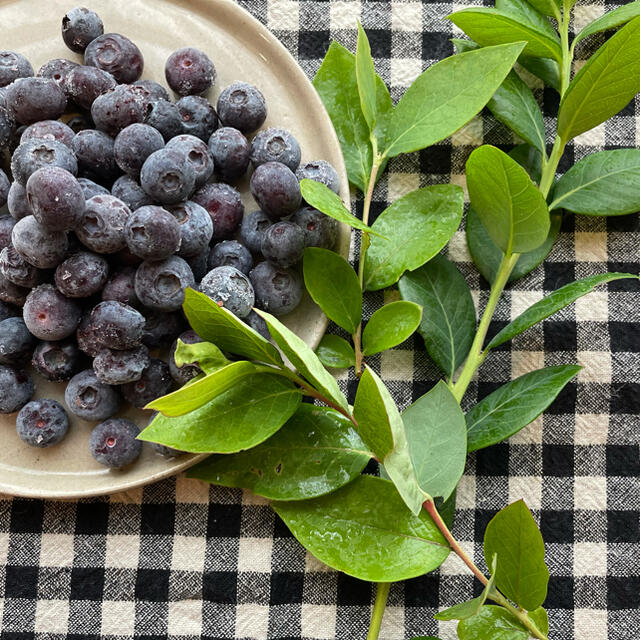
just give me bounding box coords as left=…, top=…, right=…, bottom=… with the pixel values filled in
left=528, top=608, right=549, bottom=635
left=558, top=18, right=640, bottom=141
left=303, top=247, right=362, bottom=334
left=495, top=0, right=558, bottom=38
left=457, top=606, right=529, bottom=640
left=384, top=42, right=525, bottom=157
left=519, top=55, right=560, bottom=91
left=487, top=273, right=639, bottom=350
left=316, top=335, right=356, bottom=369
left=484, top=500, right=549, bottom=610
left=272, top=475, right=450, bottom=582
left=574, top=1, right=640, bottom=47
left=523, top=0, right=559, bottom=17
left=187, top=404, right=371, bottom=500
left=466, top=365, right=581, bottom=452
left=173, top=340, right=231, bottom=374
left=508, top=143, right=543, bottom=183
left=364, top=185, right=464, bottom=290
left=362, top=301, right=422, bottom=356
left=550, top=149, right=640, bottom=216
left=138, top=374, right=301, bottom=453
left=451, top=38, right=477, bottom=54
left=399, top=254, right=476, bottom=380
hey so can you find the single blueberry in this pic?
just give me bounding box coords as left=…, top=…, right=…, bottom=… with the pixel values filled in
left=0, top=244, right=43, bottom=288
left=250, top=127, right=301, bottom=171
left=114, top=123, right=165, bottom=176
left=240, top=209, right=272, bottom=254
left=91, top=84, right=150, bottom=137
left=208, top=127, right=250, bottom=182
left=0, top=365, right=33, bottom=413
left=16, top=399, right=69, bottom=447
left=32, top=339, right=83, bottom=382
left=140, top=148, right=196, bottom=205
left=165, top=201, right=213, bottom=258
left=11, top=138, right=78, bottom=185
left=72, top=129, right=119, bottom=184
left=250, top=161, right=301, bottom=220
left=216, top=82, right=266, bottom=134
left=193, top=182, right=244, bottom=240
left=141, top=309, right=185, bottom=349
left=292, top=206, right=338, bottom=249
left=175, top=95, right=218, bottom=142
left=165, top=47, right=216, bottom=96
left=37, top=58, right=79, bottom=90
left=93, top=344, right=150, bottom=385
left=90, top=300, right=145, bottom=350
left=261, top=221, right=305, bottom=269
left=110, top=175, right=153, bottom=212
left=144, top=99, right=184, bottom=142
left=62, top=7, right=104, bottom=53
left=200, top=265, right=254, bottom=318
left=23, top=284, right=82, bottom=340
left=7, top=182, right=31, bottom=221
left=124, top=205, right=182, bottom=261
left=102, top=267, right=139, bottom=307
left=84, top=33, right=144, bottom=84
left=89, top=418, right=142, bottom=468
left=166, top=134, right=214, bottom=187
left=21, top=120, right=75, bottom=148
left=5, top=77, right=67, bottom=125
left=208, top=240, right=253, bottom=275
left=55, top=251, right=109, bottom=298
left=134, top=256, right=195, bottom=312
left=65, top=368, right=120, bottom=421
left=249, top=260, right=302, bottom=316
left=0, top=316, right=35, bottom=365
left=0, top=51, right=34, bottom=87
left=12, top=216, right=68, bottom=269
left=64, top=65, right=116, bottom=110
left=76, top=195, right=131, bottom=254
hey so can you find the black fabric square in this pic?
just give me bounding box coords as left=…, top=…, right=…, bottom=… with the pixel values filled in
left=405, top=574, right=439, bottom=607
left=540, top=510, right=574, bottom=543
left=5, top=565, right=38, bottom=599
left=543, top=444, right=574, bottom=477
left=606, top=445, right=640, bottom=477
left=485, top=320, right=510, bottom=351
left=135, top=568, right=169, bottom=602
left=607, top=214, right=639, bottom=232
left=542, top=88, right=560, bottom=118
left=474, top=509, right=496, bottom=544
left=207, top=504, right=242, bottom=538
left=475, top=444, right=509, bottom=476
left=366, top=29, right=391, bottom=58
left=298, top=30, right=329, bottom=60
left=544, top=320, right=578, bottom=352
left=607, top=264, right=640, bottom=291
left=421, top=31, right=453, bottom=60
left=607, top=510, right=640, bottom=543
left=75, top=502, right=109, bottom=535
left=10, top=500, right=44, bottom=533
left=141, top=503, right=175, bottom=536
left=608, top=577, right=640, bottom=610
left=610, top=383, right=640, bottom=414
left=203, top=571, right=237, bottom=604
left=336, top=573, right=371, bottom=606
left=270, top=571, right=304, bottom=604
left=544, top=380, right=577, bottom=414
left=547, top=576, right=574, bottom=609
left=1, top=635, right=35, bottom=640
left=610, top=322, right=640, bottom=352
left=544, top=262, right=576, bottom=292
left=273, top=514, right=294, bottom=539
left=70, top=567, right=104, bottom=601
left=419, top=144, right=451, bottom=175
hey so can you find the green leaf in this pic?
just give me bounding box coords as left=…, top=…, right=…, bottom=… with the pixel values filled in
left=182, top=288, right=282, bottom=366
left=402, top=381, right=467, bottom=501
left=519, top=55, right=560, bottom=91
left=519, top=0, right=559, bottom=18
left=362, top=301, right=422, bottom=356
left=466, top=145, right=550, bottom=255
left=187, top=404, right=371, bottom=500
left=272, top=475, right=450, bottom=582
left=384, top=42, right=526, bottom=158
left=508, top=143, right=543, bottom=184
left=558, top=17, right=640, bottom=141
left=303, top=247, right=362, bottom=334
left=484, top=500, right=549, bottom=610
left=173, top=340, right=231, bottom=374
left=574, top=1, right=640, bottom=48
left=528, top=608, right=549, bottom=635
left=138, top=374, right=301, bottom=453
left=364, top=185, right=464, bottom=291
left=466, top=365, right=581, bottom=452
left=316, top=335, right=356, bottom=369
left=353, top=366, right=423, bottom=515
left=550, top=149, right=640, bottom=216
left=447, top=9, right=562, bottom=62
left=495, top=0, right=558, bottom=38
left=254, top=309, right=348, bottom=411
left=399, top=255, right=476, bottom=380
left=487, top=273, right=640, bottom=351
left=457, top=606, right=529, bottom=640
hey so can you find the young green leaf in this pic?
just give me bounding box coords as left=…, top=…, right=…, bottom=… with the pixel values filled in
left=187, top=404, right=371, bottom=501
left=254, top=309, right=348, bottom=411
left=466, top=365, right=581, bottom=452
left=399, top=254, right=476, bottom=380
left=362, top=301, right=422, bottom=356
left=272, top=476, right=450, bottom=582
left=182, top=288, right=282, bottom=366
left=487, top=273, right=640, bottom=351
left=383, top=42, right=526, bottom=157
left=173, top=340, right=231, bottom=374
left=138, top=374, right=301, bottom=453
left=364, top=185, right=464, bottom=290
left=316, top=334, right=356, bottom=369
left=528, top=608, right=549, bottom=635
left=457, top=606, right=529, bottom=640
left=573, top=1, right=640, bottom=48
left=484, top=500, right=549, bottom=610
left=550, top=149, right=640, bottom=216
left=303, top=247, right=362, bottom=334
left=519, top=55, right=560, bottom=91
left=466, top=145, right=550, bottom=255
left=495, top=0, right=558, bottom=39
left=558, top=18, right=640, bottom=142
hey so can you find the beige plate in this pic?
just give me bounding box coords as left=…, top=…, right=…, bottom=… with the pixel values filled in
left=0, top=0, right=350, bottom=499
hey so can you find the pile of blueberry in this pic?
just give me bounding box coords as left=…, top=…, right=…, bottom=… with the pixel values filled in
left=0, top=7, right=340, bottom=469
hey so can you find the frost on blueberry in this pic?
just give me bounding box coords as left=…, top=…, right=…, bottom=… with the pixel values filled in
left=200, top=265, right=255, bottom=318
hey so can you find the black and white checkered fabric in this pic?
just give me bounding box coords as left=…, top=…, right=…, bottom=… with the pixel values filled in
left=1, top=2, right=638, bottom=638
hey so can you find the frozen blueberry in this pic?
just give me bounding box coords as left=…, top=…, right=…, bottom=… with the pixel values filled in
left=110, top=175, right=153, bottom=211
left=261, top=221, right=305, bottom=268
left=64, top=65, right=116, bottom=109
left=0, top=215, right=14, bottom=250
left=250, top=260, right=302, bottom=316
left=0, top=272, right=28, bottom=307
left=76, top=195, right=131, bottom=254
left=240, top=209, right=272, bottom=254
left=90, top=300, right=145, bottom=350
left=250, top=161, right=301, bottom=220
left=0, top=170, right=10, bottom=208
left=124, top=205, right=181, bottom=261
left=0, top=51, right=34, bottom=87
left=166, top=134, right=214, bottom=187
left=72, top=129, right=119, bottom=183
left=297, top=159, right=340, bottom=194
left=165, top=201, right=212, bottom=258
left=133, top=79, right=170, bottom=102
left=89, top=418, right=141, bottom=467
left=134, top=256, right=195, bottom=312
left=185, top=248, right=210, bottom=281
left=21, top=120, right=75, bottom=148
left=165, top=47, right=216, bottom=96
left=250, top=127, right=300, bottom=171
left=0, top=245, right=43, bottom=288
left=12, top=216, right=68, bottom=268
left=292, top=206, right=338, bottom=249
left=91, top=84, right=150, bottom=137
left=216, top=82, right=266, bottom=134
left=169, top=329, right=203, bottom=385
left=62, top=7, right=104, bottom=53
left=0, top=365, right=33, bottom=413
left=102, top=267, right=139, bottom=307
left=78, top=177, right=109, bottom=199
left=151, top=441, right=184, bottom=458
left=208, top=127, right=250, bottom=182
left=140, top=148, right=196, bottom=205
left=141, top=309, right=184, bottom=348
left=32, top=340, right=83, bottom=382
left=16, top=399, right=69, bottom=447
left=37, top=58, right=79, bottom=89
left=76, top=312, right=102, bottom=356
left=121, top=358, right=172, bottom=408
left=11, top=138, right=78, bottom=185
left=66, top=369, right=120, bottom=421
left=23, top=284, right=81, bottom=340
left=200, top=266, right=254, bottom=318
left=175, top=95, right=218, bottom=142
left=208, top=240, right=253, bottom=275
left=7, top=182, right=31, bottom=221
left=0, top=316, right=35, bottom=365
left=114, top=123, right=165, bottom=176
left=93, top=344, right=150, bottom=385
left=193, top=183, right=244, bottom=240
left=244, top=309, right=270, bottom=340
left=55, top=251, right=109, bottom=298
left=0, top=301, right=19, bottom=322
left=85, top=33, right=144, bottom=84
left=5, top=77, right=67, bottom=125
left=144, top=99, right=183, bottom=141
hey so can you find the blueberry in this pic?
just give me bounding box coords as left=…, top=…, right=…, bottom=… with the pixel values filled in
left=292, top=206, right=338, bottom=249
left=144, top=99, right=184, bottom=141
left=169, top=329, right=203, bottom=385
left=244, top=309, right=270, bottom=340
left=166, top=134, right=214, bottom=187
left=93, top=344, right=150, bottom=385
left=114, top=123, right=165, bottom=176
left=193, top=183, right=244, bottom=240
left=297, top=160, right=340, bottom=194
left=185, top=248, right=210, bottom=282
left=16, top=399, right=69, bottom=447
left=0, top=272, right=28, bottom=306
left=261, top=221, right=305, bottom=268
left=151, top=441, right=184, bottom=458
left=32, top=340, right=83, bottom=382
left=208, top=240, right=253, bottom=275
left=250, top=127, right=300, bottom=171
left=37, top=58, right=79, bottom=89
left=208, top=127, right=250, bottom=182
left=217, top=82, right=266, bottom=134
left=250, top=161, right=301, bottom=220
left=249, top=260, right=302, bottom=316
left=12, top=216, right=68, bottom=268
left=11, top=139, right=78, bottom=185
left=0, top=51, right=33, bottom=87
left=89, top=418, right=142, bottom=467
left=110, top=175, right=153, bottom=211
left=55, top=251, right=109, bottom=298
left=165, top=47, right=216, bottom=96
left=62, top=7, right=104, bottom=53
left=76, top=195, right=131, bottom=254
left=72, top=129, right=119, bottom=183
left=140, top=148, right=196, bottom=205
left=76, top=312, right=102, bottom=356
left=121, top=358, right=172, bottom=408
left=0, top=365, right=33, bottom=413
left=133, top=79, right=170, bottom=102
left=0, top=301, right=19, bottom=322
left=240, top=209, right=272, bottom=253
left=21, top=120, right=75, bottom=148
left=0, top=316, right=35, bottom=365
left=23, top=284, right=81, bottom=340
left=102, top=267, right=139, bottom=307
left=85, top=33, right=144, bottom=84
left=141, top=310, right=184, bottom=348
left=91, top=84, right=150, bottom=137
left=165, top=201, right=213, bottom=258
left=7, top=182, right=31, bottom=221
left=64, top=65, right=117, bottom=110
left=134, top=256, right=195, bottom=312
left=0, top=244, right=43, bottom=288
left=90, top=300, right=145, bottom=350
left=66, top=369, right=120, bottom=420
left=125, top=205, right=181, bottom=260
left=175, top=95, right=218, bottom=142
left=0, top=215, right=14, bottom=249
left=5, top=77, right=67, bottom=125
left=0, top=170, right=9, bottom=208
left=78, top=177, right=110, bottom=199
left=200, top=266, right=254, bottom=318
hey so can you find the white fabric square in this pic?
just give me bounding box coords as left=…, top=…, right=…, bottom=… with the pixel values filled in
left=574, top=476, right=607, bottom=510
left=172, top=535, right=207, bottom=572
left=451, top=116, right=483, bottom=147
left=391, top=3, right=422, bottom=32
left=455, top=475, right=476, bottom=510
left=236, top=604, right=269, bottom=639
left=577, top=351, right=612, bottom=383
left=440, top=540, right=475, bottom=576
left=511, top=350, right=545, bottom=379
left=574, top=414, right=609, bottom=445
left=105, top=535, right=140, bottom=569
left=100, top=601, right=134, bottom=636
left=301, top=604, right=337, bottom=639
left=35, top=600, right=69, bottom=634
left=574, top=608, right=608, bottom=638
left=574, top=121, right=605, bottom=147
left=0, top=532, right=10, bottom=565
left=329, top=2, right=361, bottom=30
left=380, top=606, right=404, bottom=640
left=168, top=600, right=202, bottom=635
left=574, top=6, right=603, bottom=33
left=447, top=230, right=471, bottom=262
left=237, top=536, right=273, bottom=573
left=390, top=57, right=423, bottom=88
left=511, top=290, right=543, bottom=318
left=509, top=415, right=543, bottom=445
left=387, top=172, right=420, bottom=202
left=176, top=476, right=210, bottom=504
left=575, top=292, right=608, bottom=322
left=509, top=476, right=542, bottom=510
left=575, top=232, right=608, bottom=262
left=305, top=550, right=333, bottom=572
left=381, top=349, right=414, bottom=381
left=268, top=0, right=299, bottom=30
left=574, top=542, right=607, bottom=576
left=39, top=533, right=74, bottom=567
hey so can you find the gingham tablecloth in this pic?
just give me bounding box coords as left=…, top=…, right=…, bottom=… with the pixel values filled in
left=1, top=2, right=638, bottom=639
